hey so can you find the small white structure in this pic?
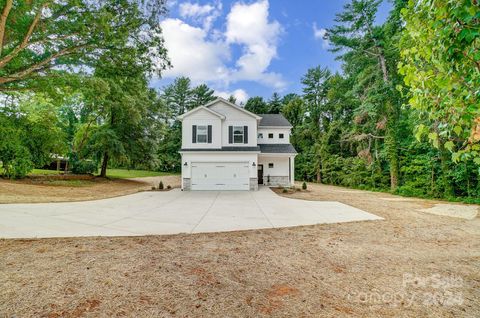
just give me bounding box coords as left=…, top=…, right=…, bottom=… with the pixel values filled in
left=178, top=98, right=297, bottom=191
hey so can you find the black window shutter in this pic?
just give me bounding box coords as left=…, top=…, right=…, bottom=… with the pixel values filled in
left=192, top=125, right=197, bottom=143
left=244, top=126, right=248, bottom=144
left=228, top=126, right=233, bottom=144
left=207, top=125, right=212, bottom=143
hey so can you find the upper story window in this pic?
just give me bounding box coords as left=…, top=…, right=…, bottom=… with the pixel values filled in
left=196, top=125, right=208, bottom=143
left=233, top=126, right=244, bottom=143
left=258, top=133, right=264, bottom=139
left=193, top=124, right=211, bottom=144
left=268, top=133, right=274, bottom=139
left=279, top=133, right=284, bottom=139
left=228, top=125, right=248, bottom=144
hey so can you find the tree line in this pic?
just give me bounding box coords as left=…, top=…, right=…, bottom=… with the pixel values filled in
left=278, top=0, right=480, bottom=201
left=0, top=0, right=479, bottom=202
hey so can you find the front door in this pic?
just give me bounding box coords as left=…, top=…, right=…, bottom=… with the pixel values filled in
left=257, top=164, right=263, bottom=184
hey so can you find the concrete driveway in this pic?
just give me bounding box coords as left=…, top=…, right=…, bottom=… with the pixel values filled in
left=0, top=187, right=381, bottom=239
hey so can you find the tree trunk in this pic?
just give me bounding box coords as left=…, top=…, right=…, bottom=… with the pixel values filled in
left=0, top=0, right=13, bottom=57
left=385, top=100, right=399, bottom=191
left=100, top=152, right=109, bottom=178
left=385, top=133, right=399, bottom=191
left=379, top=53, right=389, bottom=82
left=377, top=50, right=399, bottom=191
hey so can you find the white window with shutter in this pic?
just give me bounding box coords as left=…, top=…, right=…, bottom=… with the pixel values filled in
left=233, top=126, right=244, bottom=144
left=196, top=125, right=208, bottom=143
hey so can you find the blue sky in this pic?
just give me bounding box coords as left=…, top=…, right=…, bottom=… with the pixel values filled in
left=153, top=0, right=391, bottom=103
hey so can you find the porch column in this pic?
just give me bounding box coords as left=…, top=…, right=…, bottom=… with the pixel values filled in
left=289, top=156, right=295, bottom=185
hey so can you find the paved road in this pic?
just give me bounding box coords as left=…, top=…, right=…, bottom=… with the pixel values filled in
left=0, top=187, right=382, bottom=238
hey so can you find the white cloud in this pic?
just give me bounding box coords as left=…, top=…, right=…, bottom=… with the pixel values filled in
left=159, top=0, right=285, bottom=92
left=160, top=18, right=229, bottom=82
left=167, top=0, right=178, bottom=8
left=179, top=1, right=222, bottom=31
left=313, top=22, right=329, bottom=49
left=215, top=89, right=249, bottom=105
left=225, top=0, right=285, bottom=89
left=179, top=3, right=214, bottom=17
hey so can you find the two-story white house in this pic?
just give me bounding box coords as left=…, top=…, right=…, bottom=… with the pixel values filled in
left=178, top=97, right=297, bottom=191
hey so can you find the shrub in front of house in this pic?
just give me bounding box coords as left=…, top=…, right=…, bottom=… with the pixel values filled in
left=159, top=181, right=164, bottom=190
left=167, top=185, right=171, bottom=189
left=302, top=182, right=307, bottom=190
left=72, top=160, right=97, bottom=175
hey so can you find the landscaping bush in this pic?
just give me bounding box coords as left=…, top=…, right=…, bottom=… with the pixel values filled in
left=167, top=185, right=171, bottom=189
left=282, top=187, right=288, bottom=193
left=0, top=120, right=34, bottom=179
left=72, top=160, right=97, bottom=175
left=2, top=153, right=34, bottom=179
left=159, top=181, right=164, bottom=190
left=302, top=181, right=307, bottom=190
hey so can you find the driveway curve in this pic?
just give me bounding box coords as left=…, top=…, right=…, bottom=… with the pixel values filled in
left=0, top=187, right=381, bottom=238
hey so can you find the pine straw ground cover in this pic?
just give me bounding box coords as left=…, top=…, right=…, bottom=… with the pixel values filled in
left=0, top=183, right=479, bottom=317
left=0, top=175, right=180, bottom=204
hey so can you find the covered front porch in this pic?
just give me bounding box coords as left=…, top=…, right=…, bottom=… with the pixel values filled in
left=257, top=154, right=295, bottom=187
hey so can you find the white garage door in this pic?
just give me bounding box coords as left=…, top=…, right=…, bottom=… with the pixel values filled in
left=191, top=162, right=250, bottom=190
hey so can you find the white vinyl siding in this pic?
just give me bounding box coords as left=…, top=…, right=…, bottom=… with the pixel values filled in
left=182, top=108, right=222, bottom=149
left=208, top=101, right=257, bottom=147
left=257, top=128, right=291, bottom=144
left=258, top=156, right=291, bottom=179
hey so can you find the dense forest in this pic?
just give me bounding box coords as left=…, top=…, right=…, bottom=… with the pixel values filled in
left=0, top=0, right=479, bottom=202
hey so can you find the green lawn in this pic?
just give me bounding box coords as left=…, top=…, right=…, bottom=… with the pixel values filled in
left=105, top=169, right=174, bottom=179
left=30, top=169, right=65, bottom=175
left=28, top=168, right=174, bottom=179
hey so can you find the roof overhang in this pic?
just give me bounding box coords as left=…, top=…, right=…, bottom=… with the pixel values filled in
left=180, top=151, right=261, bottom=154
left=177, top=106, right=226, bottom=121
left=258, top=125, right=293, bottom=129
left=179, top=146, right=261, bottom=153
left=259, top=153, right=297, bottom=157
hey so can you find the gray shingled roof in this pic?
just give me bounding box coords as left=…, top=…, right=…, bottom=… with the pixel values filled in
left=259, top=144, right=297, bottom=154
left=180, top=146, right=260, bottom=152
left=258, top=114, right=292, bottom=127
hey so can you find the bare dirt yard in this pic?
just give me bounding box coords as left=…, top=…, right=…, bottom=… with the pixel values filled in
left=1, top=183, right=479, bottom=317
left=0, top=175, right=181, bottom=204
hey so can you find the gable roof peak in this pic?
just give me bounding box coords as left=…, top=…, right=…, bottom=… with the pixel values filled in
left=205, top=97, right=262, bottom=120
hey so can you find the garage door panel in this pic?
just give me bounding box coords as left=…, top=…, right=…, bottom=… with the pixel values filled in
left=191, top=162, right=249, bottom=191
